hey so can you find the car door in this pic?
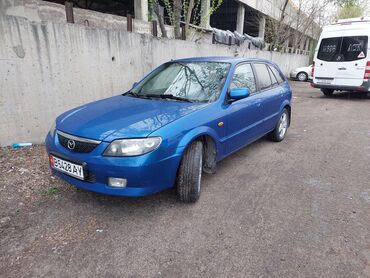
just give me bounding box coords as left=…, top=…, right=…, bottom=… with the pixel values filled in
left=224, top=63, right=264, bottom=154
left=253, top=63, right=282, bottom=133
left=333, top=35, right=368, bottom=87
left=314, top=35, right=343, bottom=85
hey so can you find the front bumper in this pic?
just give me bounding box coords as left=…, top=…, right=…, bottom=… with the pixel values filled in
left=289, top=72, right=298, bottom=79
left=45, top=133, right=182, bottom=196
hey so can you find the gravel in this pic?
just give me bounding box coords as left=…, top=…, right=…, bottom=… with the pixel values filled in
left=1, top=81, right=370, bottom=277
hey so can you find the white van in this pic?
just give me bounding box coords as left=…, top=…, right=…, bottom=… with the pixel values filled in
left=312, top=17, right=370, bottom=96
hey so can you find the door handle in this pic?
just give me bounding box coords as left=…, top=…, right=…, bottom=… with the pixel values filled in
left=338, top=67, right=346, bottom=70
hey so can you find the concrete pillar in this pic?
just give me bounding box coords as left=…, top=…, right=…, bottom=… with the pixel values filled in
left=200, top=0, right=211, bottom=28
left=236, top=3, right=245, bottom=34
left=300, top=37, right=305, bottom=50
left=305, top=37, right=310, bottom=51
left=258, top=16, right=265, bottom=39
left=134, top=0, right=148, bottom=21
left=284, top=28, right=290, bottom=47
left=293, top=32, right=300, bottom=49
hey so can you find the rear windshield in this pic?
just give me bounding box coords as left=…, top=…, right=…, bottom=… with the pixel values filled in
left=317, top=36, right=368, bottom=62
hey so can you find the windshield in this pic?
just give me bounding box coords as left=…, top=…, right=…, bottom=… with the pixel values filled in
left=130, top=62, right=230, bottom=102
left=317, top=36, right=368, bottom=62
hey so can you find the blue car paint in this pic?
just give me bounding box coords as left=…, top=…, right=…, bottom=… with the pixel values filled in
left=57, top=95, right=208, bottom=140
left=229, top=88, right=250, bottom=99
left=45, top=57, right=292, bottom=196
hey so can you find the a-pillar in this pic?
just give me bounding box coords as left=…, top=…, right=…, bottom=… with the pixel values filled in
left=134, top=0, right=148, bottom=21
left=258, top=16, right=265, bottom=39
left=236, top=3, right=245, bottom=34
left=200, top=0, right=211, bottom=28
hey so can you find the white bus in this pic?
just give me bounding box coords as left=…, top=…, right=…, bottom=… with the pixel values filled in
left=312, top=17, right=370, bottom=96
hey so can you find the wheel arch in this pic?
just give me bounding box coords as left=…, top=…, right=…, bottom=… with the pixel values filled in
left=284, top=104, right=291, bottom=126
left=176, top=127, right=219, bottom=174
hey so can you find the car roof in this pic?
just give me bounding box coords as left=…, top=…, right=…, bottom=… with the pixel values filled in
left=171, top=56, right=275, bottom=66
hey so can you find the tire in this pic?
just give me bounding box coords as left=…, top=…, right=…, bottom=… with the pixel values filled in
left=269, top=108, right=290, bottom=142
left=297, top=72, right=308, bottom=82
left=176, top=141, right=203, bottom=203
left=321, top=88, right=334, bottom=96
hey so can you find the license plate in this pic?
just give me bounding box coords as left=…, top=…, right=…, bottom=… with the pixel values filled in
left=49, top=155, right=84, bottom=180
left=317, top=79, right=332, bottom=84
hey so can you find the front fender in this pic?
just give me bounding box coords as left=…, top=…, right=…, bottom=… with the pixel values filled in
left=175, top=126, right=220, bottom=156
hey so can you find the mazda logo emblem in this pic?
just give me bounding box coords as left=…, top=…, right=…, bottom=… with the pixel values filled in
left=67, top=139, right=76, bottom=150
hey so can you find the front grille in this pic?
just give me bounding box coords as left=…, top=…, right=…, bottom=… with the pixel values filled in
left=58, top=132, right=100, bottom=153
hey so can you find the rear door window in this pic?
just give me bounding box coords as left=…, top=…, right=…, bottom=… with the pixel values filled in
left=269, top=65, right=285, bottom=83
left=317, top=37, right=342, bottom=61
left=254, top=63, right=272, bottom=90
left=318, top=36, right=368, bottom=62
left=341, top=36, right=368, bottom=61
left=267, top=66, right=279, bottom=86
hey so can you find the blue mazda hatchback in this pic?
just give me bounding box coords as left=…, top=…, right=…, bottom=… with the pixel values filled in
left=46, top=57, right=292, bottom=202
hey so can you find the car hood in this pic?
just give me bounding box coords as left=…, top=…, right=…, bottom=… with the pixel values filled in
left=57, top=95, right=207, bottom=141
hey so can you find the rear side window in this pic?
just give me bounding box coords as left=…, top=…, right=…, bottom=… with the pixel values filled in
left=318, top=36, right=368, bottom=62
left=267, top=67, right=278, bottom=86
left=254, top=63, right=272, bottom=90
left=230, top=63, right=257, bottom=93
left=269, top=65, right=284, bottom=83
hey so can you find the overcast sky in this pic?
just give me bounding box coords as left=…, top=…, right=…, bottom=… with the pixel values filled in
left=291, top=0, right=370, bottom=26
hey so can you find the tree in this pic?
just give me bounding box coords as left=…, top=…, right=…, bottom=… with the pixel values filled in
left=265, top=0, right=334, bottom=50
left=150, top=0, right=224, bottom=39
left=151, top=0, right=168, bottom=38
left=335, top=0, right=366, bottom=19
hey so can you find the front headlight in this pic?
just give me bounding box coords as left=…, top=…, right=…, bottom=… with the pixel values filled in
left=49, top=121, right=56, bottom=138
left=103, top=137, right=162, bottom=156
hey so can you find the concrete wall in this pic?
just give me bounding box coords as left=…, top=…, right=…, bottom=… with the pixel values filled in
left=0, top=13, right=309, bottom=146
left=1, top=0, right=176, bottom=37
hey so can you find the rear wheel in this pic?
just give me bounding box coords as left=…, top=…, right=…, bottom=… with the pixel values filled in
left=297, top=72, right=308, bottom=82
left=176, top=141, right=203, bottom=203
left=269, top=109, right=289, bottom=142
left=321, top=88, right=334, bottom=97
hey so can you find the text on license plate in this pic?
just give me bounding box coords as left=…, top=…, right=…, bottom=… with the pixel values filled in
left=49, top=155, right=84, bottom=180
left=317, top=79, right=332, bottom=84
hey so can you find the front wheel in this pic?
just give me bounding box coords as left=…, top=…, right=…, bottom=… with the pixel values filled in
left=297, top=72, right=308, bottom=82
left=269, top=109, right=289, bottom=142
left=321, top=88, right=334, bottom=96
left=176, top=141, right=203, bottom=203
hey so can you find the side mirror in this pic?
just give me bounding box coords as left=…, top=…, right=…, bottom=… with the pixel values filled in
left=229, top=88, right=250, bottom=101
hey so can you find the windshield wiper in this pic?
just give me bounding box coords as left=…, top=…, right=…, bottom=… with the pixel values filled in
left=124, top=91, right=139, bottom=97
left=143, top=94, right=194, bottom=103
left=123, top=91, right=151, bottom=99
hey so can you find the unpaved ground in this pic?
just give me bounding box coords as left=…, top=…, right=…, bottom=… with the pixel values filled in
left=1, top=81, right=370, bottom=277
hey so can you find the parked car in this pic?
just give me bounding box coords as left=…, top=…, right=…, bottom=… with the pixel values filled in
left=312, top=17, right=370, bottom=96
left=290, top=65, right=313, bottom=81
left=46, top=57, right=292, bottom=203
